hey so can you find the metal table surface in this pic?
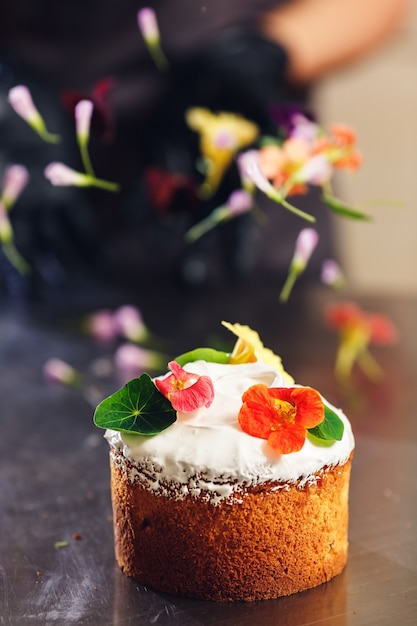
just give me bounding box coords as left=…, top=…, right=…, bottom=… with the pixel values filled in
left=1, top=282, right=416, bottom=625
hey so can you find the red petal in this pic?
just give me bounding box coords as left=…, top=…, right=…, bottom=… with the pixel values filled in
left=155, top=372, right=176, bottom=398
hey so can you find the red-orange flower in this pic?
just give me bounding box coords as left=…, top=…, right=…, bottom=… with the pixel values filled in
left=155, top=361, right=214, bottom=412
left=238, top=385, right=324, bottom=454
left=325, top=302, right=398, bottom=382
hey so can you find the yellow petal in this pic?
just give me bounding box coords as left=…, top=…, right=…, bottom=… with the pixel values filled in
left=222, top=321, right=294, bottom=383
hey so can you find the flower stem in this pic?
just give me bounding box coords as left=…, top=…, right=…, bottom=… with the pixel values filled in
left=2, top=242, right=31, bottom=274
left=185, top=207, right=228, bottom=243
left=87, top=176, right=120, bottom=192
left=276, top=195, right=316, bottom=223
left=79, top=141, right=95, bottom=177
left=279, top=267, right=299, bottom=303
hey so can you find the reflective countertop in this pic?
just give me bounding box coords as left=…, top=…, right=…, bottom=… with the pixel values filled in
left=1, top=282, right=416, bottom=625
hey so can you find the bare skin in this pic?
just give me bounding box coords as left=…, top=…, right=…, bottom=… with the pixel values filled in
left=260, top=0, right=412, bottom=84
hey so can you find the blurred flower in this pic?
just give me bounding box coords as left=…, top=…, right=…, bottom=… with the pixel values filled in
left=137, top=7, right=169, bottom=71
left=114, top=343, right=166, bottom=376
left=144, top=167, right=198, bottom=215
left=238, top=384, right=324, bottom=454
left=155, top=360, right=214, bottom=412
left=62, top=77, right=115, bottom=141
left=0, top=204, right=13, bottom=244
left=44, top=162, right=119, bottom=192
left=8, top=85, right=61, bottom=143
left=321, top=259, right=346, bottom=289
left=84, top=309, right=119, bottom=343
left=0, top=165, right=31, bottom=273
left=326, top=301, right=398, bottom=383
left=43, top=358, right=80, bottom=386
left=185, top=189, right=253, bottom=243
left=270, top=104, right=316, bottom=138
left=279, top=228, right=319, bottom=302
left=44, top=162, right=91, bottom=187
left=85, top=305, right=150, bottom=344
left=113, top=305, right=149, bottom=343
left=75, top=99, right=95, bottom=176
left=75, top=99, right=94, bottom=143
left=237, top=150, right=315, bottom=222
left=1, top=165, right=29, bottom=210
left=186, top=108, right=259, bottom=197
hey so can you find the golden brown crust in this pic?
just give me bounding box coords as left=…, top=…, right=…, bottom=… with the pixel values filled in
left=110, top=451, right=353, bottom=601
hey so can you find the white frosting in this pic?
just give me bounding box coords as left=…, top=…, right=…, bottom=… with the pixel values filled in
left=105, top=361, right=354, bottom=505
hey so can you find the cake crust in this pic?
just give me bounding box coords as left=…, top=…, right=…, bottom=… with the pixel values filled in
left=110, top=449, right=353, bottom=602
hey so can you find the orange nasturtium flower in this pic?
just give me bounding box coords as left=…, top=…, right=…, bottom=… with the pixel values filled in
left=238, top=385, right=324, bottom=454
left=155, top=361, right=214, bottom=412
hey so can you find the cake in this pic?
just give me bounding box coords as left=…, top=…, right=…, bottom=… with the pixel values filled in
left=94, top=322, right=354, bottom=602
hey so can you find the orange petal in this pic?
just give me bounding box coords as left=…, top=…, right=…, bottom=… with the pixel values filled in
left=267, top=423, right=306, bottom=454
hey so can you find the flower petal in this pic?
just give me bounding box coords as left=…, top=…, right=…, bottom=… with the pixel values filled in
left=267, top=423, right=306, bottom=454
left=155, top=361, right=214, bottom=412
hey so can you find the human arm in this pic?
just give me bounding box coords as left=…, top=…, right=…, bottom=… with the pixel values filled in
left=260, top=0, right=411, bottom=84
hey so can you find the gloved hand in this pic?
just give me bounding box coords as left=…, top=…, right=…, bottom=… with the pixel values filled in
left=144, top=26, right=288, bottom=196
left=185, top=26, right=289, bottom=131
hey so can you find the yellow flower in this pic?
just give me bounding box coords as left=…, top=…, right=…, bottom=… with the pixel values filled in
left=186, top=108, right=259, bottom=197
left=222, top=321, right=294, bottom=383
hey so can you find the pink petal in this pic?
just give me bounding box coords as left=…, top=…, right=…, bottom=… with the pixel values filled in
left=75, top=99, right=94, bottom=140
left=169, top=375, right=214, bottom=412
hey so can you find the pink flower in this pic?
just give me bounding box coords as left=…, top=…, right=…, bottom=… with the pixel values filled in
left=43, top=358, right=79, bottom=386
left=279, top=228, right=319, bottom=302
left=155, top=361, right=214, bottom=412
left=227, top=189, right=253, bottom=216
left=1, top=165, right=29, bottom=209
left=113, top=305, right=148, bottom=342
left=137, top=8, right=159, bottom=43
left=237, top=150, right=277, bottom=198
left=75, top=99, right=94, bottom=142
left=44, top=162, right=90, bottom=187
left=295, top=154, right=333, bottom=186
left=292, top=228, right=319, bottom=270
left=8, top=85, right=41, bottom=124
left=321, top=259, right=345, bottom=289
left=137, top=7, right=169, bottom=71
left=8, top=85, right=60, bottom=143
left=114, top=343, right=165, bottom=375
left=85, top=309, right=119, bottom=342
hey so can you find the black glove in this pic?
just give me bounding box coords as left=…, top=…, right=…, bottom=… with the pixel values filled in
left=186, top=27, right=289, bottom=131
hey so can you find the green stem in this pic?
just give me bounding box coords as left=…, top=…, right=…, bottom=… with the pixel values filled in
left=87, top=176, right=120, bottom=192
left=268, top=189, right=316, bottom=223
left=79, top=140, right=95, bottom=177
left=279, top=267, right=300, bottom=303
left=185, top=207, right=228, bottom=243
left=2, top=243, right=31, bottom=275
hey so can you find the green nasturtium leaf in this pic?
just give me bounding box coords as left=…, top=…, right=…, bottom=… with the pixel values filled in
left=93, top=373, right=176, bottom=435
left=175, top=347, right=230, bottom=367
left=307, top=403, right=344, bottom=442
left=323, top=194, right=372, bottom=221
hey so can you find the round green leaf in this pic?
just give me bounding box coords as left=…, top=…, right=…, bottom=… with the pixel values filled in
left=93, top=373, right=176, bottom=435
